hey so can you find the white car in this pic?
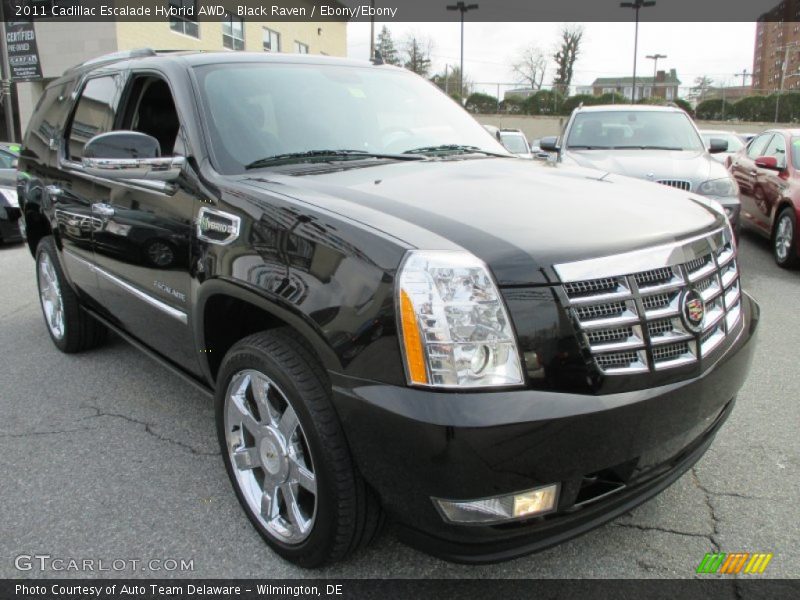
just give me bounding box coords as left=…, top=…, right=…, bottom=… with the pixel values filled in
left=699, top=130, right=746, bottom=164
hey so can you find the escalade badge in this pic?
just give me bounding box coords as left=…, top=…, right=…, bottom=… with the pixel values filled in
left=681, top=288, right=705, bottom=333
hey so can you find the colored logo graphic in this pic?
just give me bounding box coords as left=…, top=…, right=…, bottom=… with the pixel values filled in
left=680, top=288, right=706, bottom=333
left=696, top=552, right=773, bottom=574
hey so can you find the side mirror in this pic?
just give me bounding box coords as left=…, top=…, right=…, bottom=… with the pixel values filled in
left=708, top=138, right=729, bottom=154
left=539, top=136, right=560, bottom=152
left=754, top=155, right=780, bottom=170
left=82, top=131, right=185, bottom=182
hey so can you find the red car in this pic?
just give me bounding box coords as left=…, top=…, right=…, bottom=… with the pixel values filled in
left=729, top=129, right=800, bottom=268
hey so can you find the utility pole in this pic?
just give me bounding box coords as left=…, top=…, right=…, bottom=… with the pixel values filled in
left=620, top=1, right=656, bottom=103
left=444, top=64, right=450, bottom=95
left=735, top=69, right=750, bottom=87
left=447, top=2, right=478, bottom=101
left=646, top=53, right=667, bottom=98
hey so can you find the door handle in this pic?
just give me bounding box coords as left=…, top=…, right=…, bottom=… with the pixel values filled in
left=91, top=203, right=115, bottom=217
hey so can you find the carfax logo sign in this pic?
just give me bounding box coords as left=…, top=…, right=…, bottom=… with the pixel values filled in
left=696, top=552, right=773, bottom=574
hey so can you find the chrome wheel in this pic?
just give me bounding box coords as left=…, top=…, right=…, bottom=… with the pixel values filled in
left=224, top=369, right=317, bottom=544
left=775, top=214, right=794, bottom=263
left=38, top=252, right=65, bottom=340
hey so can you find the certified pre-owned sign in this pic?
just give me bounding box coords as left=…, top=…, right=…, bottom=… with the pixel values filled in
left=3, top=20, right=42, bottom=81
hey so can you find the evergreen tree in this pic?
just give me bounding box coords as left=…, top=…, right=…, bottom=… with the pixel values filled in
left=376, top=26, right=400, bottom=65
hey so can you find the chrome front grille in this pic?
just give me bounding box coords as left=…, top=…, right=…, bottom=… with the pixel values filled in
left=657, top=179, right=691, bottom=191
left=555, top=227, right=743, bottom=375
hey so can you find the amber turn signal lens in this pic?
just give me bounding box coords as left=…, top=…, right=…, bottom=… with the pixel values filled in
left=399, top=289, right=428, bottom=384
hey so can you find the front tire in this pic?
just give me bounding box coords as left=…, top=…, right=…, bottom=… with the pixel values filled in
left=35, top=236, right=107, bottom=353
left=215, top=329, right=382, bottom=567
left=773, top=207, right=799, bottom=268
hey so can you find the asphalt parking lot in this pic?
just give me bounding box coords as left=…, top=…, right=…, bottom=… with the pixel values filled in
left=0, top=232, right=797, bottom=580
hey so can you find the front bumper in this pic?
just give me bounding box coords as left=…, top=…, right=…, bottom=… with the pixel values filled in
left=331, top=292, right=759, bottom=563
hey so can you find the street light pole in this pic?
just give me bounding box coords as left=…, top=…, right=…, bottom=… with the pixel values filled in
left=621, top=1, right=656, bottom=103
left=645, top=53, right=666, bottom=98
left=447, top=2, right=478, bottom=101
left=0, top=1, right=16, bottom=142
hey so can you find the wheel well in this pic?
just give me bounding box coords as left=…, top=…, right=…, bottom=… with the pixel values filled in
left=24, top=209, right=51, bottom=256
left=202, top=294, right=292, bottom=382
left=772, top=201, right=796, bottom=238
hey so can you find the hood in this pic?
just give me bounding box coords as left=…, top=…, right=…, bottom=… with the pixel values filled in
left=562, top=148, right=731, bottom=188
left=238, top=158, right=725, bottom=286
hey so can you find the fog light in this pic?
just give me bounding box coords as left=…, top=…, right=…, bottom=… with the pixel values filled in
left=434, top=484, right=559, bottom=524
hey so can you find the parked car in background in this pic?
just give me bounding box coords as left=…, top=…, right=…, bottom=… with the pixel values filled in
left=729, top=128, right=800, bottom=267
left=0, top=142, right=22, bottom=243
left=0, top=142, right=20, bottom=187
left=700, top=130, right=745, bottom=164
left=529, top=138, right=554, bottom=161
left=541, top=105, right=742, bottom=234
left=498, top=129, right=534, bottom=159
left=0, top=184, right=23, bottom=244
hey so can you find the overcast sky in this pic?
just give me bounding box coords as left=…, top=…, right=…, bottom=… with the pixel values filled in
left=347, top=22, right=757, bottom=96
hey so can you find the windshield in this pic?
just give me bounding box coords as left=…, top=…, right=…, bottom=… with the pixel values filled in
left=194, top=63, right=507, bottom=173
left=566, top=111, right=705, bottom=151
left=499, top=133, right=529, bottom=154
left=701, top=133, right=744, bottom=152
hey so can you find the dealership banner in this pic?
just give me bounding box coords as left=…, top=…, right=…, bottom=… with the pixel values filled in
left=2, top=19, right=41, bottom=80
left=0, top=0, right=796, bottom=22
left=2, top=579, right=800, bottom=600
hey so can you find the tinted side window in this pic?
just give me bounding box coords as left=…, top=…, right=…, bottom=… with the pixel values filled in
left=763, top=134, right=787, bottom=168
left=747, top=133, right=772, bottom=159
left=66, top=76, right=121, bottom=160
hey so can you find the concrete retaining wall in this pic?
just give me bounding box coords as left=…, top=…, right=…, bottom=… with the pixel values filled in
left=474, top=114, right=793, bottom=140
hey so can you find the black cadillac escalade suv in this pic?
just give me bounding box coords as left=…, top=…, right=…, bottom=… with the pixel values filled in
left=17, top=50, right=758, bottom=567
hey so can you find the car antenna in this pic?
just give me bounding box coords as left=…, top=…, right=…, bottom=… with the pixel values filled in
left=371, top=50, right=384, bottom=65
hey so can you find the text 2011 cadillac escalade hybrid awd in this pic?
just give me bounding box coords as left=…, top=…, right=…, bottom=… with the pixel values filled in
left=17, top=51, right=758, bottom=567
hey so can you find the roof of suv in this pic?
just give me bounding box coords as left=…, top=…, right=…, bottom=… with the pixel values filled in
left=574, top=104, right=685, bottom=113
left=66, top=49, right=376, bottom=76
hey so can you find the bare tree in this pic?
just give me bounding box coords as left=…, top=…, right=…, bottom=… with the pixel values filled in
left=512, top=45, right=548, bottom=91
left=431, top=65, right=473, bottom=98
left=403, top=34, right=434, bottom=77
left=689, top=76, right=714, bottom=104
left=552, top=25, right=584, bottom=95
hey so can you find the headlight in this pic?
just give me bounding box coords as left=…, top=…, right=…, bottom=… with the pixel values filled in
left=697, top=177, right=737, bottom=198
left=396, top=250, right=524, bottom=388
left=0, top=187, right=17, bottom=207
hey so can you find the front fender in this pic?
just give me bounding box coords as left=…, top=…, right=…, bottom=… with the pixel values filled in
left=194, top=277, right=344, bottom=384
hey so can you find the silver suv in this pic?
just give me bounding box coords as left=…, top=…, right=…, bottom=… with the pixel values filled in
left=541, top=105, right=741, bottom=233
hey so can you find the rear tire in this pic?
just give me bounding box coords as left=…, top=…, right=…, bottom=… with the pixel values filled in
left=35, top=236, right=107, bottom=353
left=773, top=207, right=799, bottom=269
left=215, top=329, right=382, bottom=567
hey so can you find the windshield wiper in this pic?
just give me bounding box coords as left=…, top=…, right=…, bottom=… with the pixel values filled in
left=245, top=149, right=425, bottom=169
left=402, top=144, right=510, bottom=157
left=567, top=145, right=612, bottom=150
